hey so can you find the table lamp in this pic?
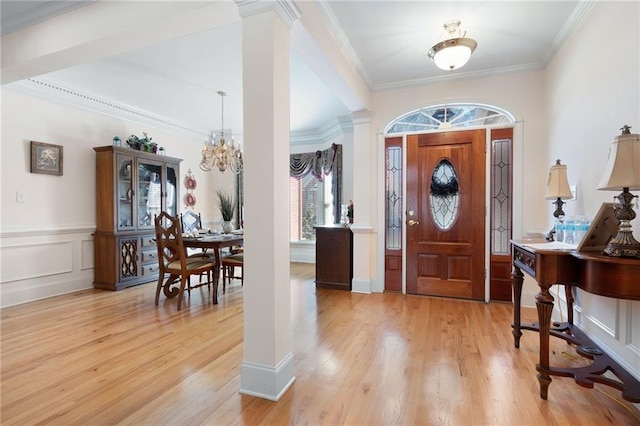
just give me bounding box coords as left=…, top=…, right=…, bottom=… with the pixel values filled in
left=544, top=159, right=573, bottom=241
left=597, top=125, right=640, bottom=258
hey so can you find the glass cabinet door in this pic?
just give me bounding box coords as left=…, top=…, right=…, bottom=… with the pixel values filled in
left=138, top=159, right=163, bottom=229
left=117, top=155, right=134, bottom=230
left=165, top=164, right=178, bottom=217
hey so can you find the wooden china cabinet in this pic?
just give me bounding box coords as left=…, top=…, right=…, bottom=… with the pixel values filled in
left=93, top=146, right=182, bottom=290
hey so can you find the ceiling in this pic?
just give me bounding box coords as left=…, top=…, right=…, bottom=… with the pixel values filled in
left=1, top=0, right=589, bottom=138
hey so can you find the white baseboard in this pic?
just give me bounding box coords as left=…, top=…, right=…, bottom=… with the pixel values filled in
left=239, top=351, right=295, bottom=401
left=1, top=276, right=93, bottom=308
left=351, top=277, right=371, bottom=294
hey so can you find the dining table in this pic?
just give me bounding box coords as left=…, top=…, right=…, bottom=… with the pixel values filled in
left=181, top=233, right=244, bottom=304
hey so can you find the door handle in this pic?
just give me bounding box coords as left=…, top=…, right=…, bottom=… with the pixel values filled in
left=407, top=219, right=420, bottom=226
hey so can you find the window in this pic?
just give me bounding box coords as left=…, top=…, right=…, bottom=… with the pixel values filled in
left=290, top=173, right=334, bottom=241
left=385, top=103, right=514, bottom=134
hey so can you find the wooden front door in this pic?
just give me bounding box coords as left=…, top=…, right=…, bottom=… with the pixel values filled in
left=406, top=130, right=485, bottom=300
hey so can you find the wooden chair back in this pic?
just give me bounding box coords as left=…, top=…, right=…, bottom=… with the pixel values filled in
left=180, top=210, right=202, bottom=234
left=154, top=211, right=216, bottom=311
left=155, top=211, right=186, bottom=271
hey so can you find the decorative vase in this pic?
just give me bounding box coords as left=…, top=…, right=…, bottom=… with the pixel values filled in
left=222, top=221, right=233, bottom=234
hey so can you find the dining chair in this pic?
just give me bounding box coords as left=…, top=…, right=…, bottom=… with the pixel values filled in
left=180, top=210, right=215, bottom=285
left=154, top=211, right=217, bottom=311
left=221, top=252, right=243, bottom=292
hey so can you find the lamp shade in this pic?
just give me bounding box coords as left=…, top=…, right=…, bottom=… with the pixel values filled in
left=597, top=131, right=640, bottom=190
left=544, top=160, right=572, bottom=200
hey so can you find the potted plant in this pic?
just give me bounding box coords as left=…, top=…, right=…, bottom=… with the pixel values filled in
left=216, top=190, right=235, bottom=233
left=126, top=132, right=157, bottom=153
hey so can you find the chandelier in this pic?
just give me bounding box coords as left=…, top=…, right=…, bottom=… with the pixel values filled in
left=427, top=20, right=477, bottom=71
left=200, top=91, right=243, bottom=173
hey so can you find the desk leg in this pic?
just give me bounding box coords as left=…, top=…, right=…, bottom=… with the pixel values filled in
left=511, top=265, right=524, bottom=348
left=564, top=285, right=574, bottom=325
left=535, top=284, right=554, bottom=400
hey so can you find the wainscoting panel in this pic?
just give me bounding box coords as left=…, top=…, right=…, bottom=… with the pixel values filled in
left=0, top=228, right=95, bottom=308
left=627, top=301, right=640, bottom=356
left=1, top=241, right=73, bottom=282
left=81, top=238, right=94, bottom=270
left=572, top=292, right=640, bottom=381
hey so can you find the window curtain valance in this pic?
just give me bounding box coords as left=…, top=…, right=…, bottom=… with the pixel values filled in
left=290, top=144, right=343, bottom=224
left=289, top=143, right=339, bottom=182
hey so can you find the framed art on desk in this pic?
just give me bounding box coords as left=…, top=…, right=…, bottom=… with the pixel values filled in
left=576, top=202, right=619, bottom=252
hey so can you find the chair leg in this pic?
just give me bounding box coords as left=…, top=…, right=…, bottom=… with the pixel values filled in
left=212, top=267, right=220, bottom=304
left=223, top=265, right=227, bottom=293
left=177, top=276, right=188, bottom=311
left=155, top=273, right=164, bottom=306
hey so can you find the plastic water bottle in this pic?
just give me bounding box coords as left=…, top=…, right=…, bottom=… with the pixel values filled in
left=574, top=217, right=590, bottom=244
left=555, top=218, right=565, bottom=243
left=564, top=218, right=575, bottom=244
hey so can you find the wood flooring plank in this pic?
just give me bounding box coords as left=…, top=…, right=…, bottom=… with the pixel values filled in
left=1, top=264, right=639, bottom=425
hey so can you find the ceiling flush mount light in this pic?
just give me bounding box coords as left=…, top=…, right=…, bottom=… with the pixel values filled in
left=200, top=91, right=243, bottom=174
left=427, top=20, right=477, bottom=71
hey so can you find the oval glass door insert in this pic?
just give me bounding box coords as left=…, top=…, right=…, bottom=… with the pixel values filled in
left=429, top=159, right=459, bottom=230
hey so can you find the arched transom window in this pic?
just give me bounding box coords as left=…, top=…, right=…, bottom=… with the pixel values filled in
left=384, top=103, right=514, bottom=134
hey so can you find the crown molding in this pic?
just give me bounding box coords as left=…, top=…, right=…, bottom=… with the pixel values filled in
left=0, top=0, right=96, bottom=36
left=290, top=116, right=351, bottom=145
left=351, top=109, right=374, bottom=124
left=314, top=0, right=372, bottom=89
left=542, top=0, right=596, bottom=66
left=372, top=62, right=543, bottom=92
left=6, top=76, right=207, bottom=138
left=235, top=0, right=300, bottom=28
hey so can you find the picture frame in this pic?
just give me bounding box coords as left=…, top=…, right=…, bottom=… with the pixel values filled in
left=576, top=202, right=619, bottom=252
left=30, top=141, right=63, bottom=176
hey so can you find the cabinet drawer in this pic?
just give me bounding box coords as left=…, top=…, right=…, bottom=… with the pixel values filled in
left=141, top=235, right=156, bottom=247
left=142, top=263, right=161, bottom=276
left=141, top=249, right=159, bottom=263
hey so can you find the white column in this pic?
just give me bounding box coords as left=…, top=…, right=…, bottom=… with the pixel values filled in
left=237, top=0, right=299, bottom=401
left=350, top=110, right=375, bottom=294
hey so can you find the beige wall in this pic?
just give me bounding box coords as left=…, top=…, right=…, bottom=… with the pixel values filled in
left=543, top=0, right=640, bottom=380
left=0, top=88, right=232, bottom=306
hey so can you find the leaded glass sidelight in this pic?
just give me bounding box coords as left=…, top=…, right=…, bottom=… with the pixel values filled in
left=386, top=146, right=402, bottom=249
left=491, top=138, right=512, bottom=255
left=429, top=159, right=459, bottom=230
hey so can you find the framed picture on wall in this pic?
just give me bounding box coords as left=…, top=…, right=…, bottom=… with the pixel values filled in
left=30, top=141, right=63, bottom=176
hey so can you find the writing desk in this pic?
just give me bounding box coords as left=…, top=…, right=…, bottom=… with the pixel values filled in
left=511, top=240, right=640, bottom=402
left=162, top=235, right=243, bottom=304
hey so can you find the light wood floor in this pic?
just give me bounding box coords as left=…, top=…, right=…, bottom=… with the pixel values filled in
left=1, top=263, right=639, bottom=425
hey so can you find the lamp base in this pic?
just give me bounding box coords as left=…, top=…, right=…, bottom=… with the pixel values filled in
left=602, top=189, right=640, bottom=258
left=546, top=227, right=555, bottom=242
left=603, top=222, right=640, bottom=258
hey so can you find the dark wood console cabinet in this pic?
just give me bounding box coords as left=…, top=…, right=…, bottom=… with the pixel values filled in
left=315, top=225, right=353, bottom=290
left=511, top=240, right=640, bottom=402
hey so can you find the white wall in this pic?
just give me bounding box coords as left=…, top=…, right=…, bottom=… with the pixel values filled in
left=0, top=88, right=223, bottom=307
left=543, top=1, right=640, bottom=380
